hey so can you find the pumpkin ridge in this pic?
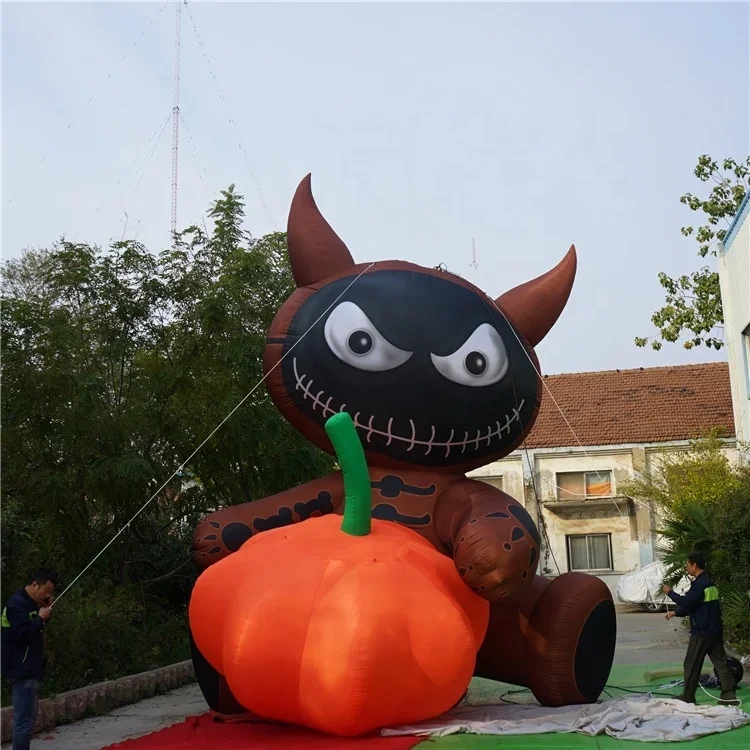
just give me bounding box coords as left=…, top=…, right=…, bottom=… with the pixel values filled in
left=395, top=547, right=477, bottom=652
left=295, top=556, right=334, bottom=727
left=378, top=556, right=476, bottom=725
left=381, top=575, right=441, bottom=729
left=297, top=559, right=376, bottom=732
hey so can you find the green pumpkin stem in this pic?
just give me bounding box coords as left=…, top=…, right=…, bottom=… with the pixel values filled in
left=324, top=412, right=372, bottom=536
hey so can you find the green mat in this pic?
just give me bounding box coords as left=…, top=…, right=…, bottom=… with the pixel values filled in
left=429, top=663, right=749, bottom=748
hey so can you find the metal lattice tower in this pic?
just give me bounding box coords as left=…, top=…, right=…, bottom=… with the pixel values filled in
left=470, top=237, right=478, bottom=270
left=170, top=0, right=182, bottom=242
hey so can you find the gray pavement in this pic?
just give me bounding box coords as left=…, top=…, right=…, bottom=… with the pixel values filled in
left=614, top=605, right=691, bottom=665
left=3, top=685, right=208, bottom=750
left=2, top=608, right=696, bottom=749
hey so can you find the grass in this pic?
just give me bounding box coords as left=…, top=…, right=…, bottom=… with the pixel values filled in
left=428, top=663, right=750, bottom=749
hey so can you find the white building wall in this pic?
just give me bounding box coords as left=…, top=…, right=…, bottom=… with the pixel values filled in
left=470, top=455, right=524, bottom=504
left=534, top=450, right=638, bottom=592
left=719, top=191, right=750, bottom=452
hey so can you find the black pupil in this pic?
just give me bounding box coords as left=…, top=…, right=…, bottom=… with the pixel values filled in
left=465, top=351, right=487, bottom=376
left=348, top=331, right=373, bottom=355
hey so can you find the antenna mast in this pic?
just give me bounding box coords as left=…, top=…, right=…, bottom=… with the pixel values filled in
left=470, top=237, right=478, bottom=270
left=170, top=0, right=182, bottom=243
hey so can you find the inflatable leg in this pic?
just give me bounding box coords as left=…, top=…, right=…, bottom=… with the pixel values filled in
left=474, top=572, right=616, bottom=706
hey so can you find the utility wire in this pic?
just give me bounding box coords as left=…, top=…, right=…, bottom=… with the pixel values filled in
left=52, top=263, right=376, bottom=605
left=444, top=262, right=657, bottom=519
left=605, top=685, right=678, bottom=698
left=506, top=364, right=561, bottom=576
left=434, top=263, right=666, bottom=516
left=180, top=113, right=213, bottom=208
left=7, top=0, right=172, bottom=205
left=72, top=112, right=172, bottom=243
left=488, top=294, right=654, bottom=516
left=133, top=119, right=172, bottom=190
left=183, top=1, right=276, bottom=229
left=57, top=256, right=677, bottom=600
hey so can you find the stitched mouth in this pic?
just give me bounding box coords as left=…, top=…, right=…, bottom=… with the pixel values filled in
left=292, top=357, right=524, bottom=459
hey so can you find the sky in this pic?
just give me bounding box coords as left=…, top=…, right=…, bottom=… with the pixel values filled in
left=3, top=1, right=749, bottom=376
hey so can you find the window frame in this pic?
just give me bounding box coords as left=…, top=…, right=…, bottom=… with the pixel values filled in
left=566, top=533, right=614, bottom=572
left=555, top=469, right=615, bottom=502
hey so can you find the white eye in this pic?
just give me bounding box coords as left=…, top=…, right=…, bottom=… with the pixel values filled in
left=430, top=323, right=509, bottom=387
left=324, top=301, right=413, bottom=372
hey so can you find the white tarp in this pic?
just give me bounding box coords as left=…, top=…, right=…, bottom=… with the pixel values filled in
left=616, top=561, right=690, bottom=606
left=381, top=696, right=750, bottom=743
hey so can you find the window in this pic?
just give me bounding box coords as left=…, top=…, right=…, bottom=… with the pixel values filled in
left=556, top=470, right=612, bottom=501
left=478, top=476, right=503, bottom=491
left=567, top=534, right=613, bottom=571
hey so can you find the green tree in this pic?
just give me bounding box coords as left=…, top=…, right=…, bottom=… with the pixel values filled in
left=1, top=187, right=334, bottom=696
left=635, top=155, right=749, bottom=351
left=709, top=470, right=750, bottom=644
left=624, top=439, right=750, bottom=648
left=624, top=434, right=738, bottom=513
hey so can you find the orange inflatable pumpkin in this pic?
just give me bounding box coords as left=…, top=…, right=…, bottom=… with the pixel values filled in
left=189, top=412, right=489, bottom=736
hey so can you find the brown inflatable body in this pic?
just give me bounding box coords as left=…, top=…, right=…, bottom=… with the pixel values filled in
left=192, top=175, right=616, bottom=714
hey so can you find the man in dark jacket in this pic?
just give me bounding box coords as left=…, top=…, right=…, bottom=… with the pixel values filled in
left=1, top=569, right=56, bottom=750
left=662, top=552, right=739, bottom=706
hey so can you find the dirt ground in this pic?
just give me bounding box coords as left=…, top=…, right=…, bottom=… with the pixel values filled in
left=0, top=608, right=704, bottom=750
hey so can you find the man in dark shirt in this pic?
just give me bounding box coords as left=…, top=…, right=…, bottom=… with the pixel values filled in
left=1, top=569, right=56, bottom=750
left=662, top=552, right=739, bottom=706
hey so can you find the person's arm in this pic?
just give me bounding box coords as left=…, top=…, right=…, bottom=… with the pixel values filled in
left=666, top=589, right=687, bottom=607
left=667, top=582, right=703, bottom=617
left=6, top=598, right=44, bottom=644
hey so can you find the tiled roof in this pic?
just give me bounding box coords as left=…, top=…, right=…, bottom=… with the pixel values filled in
left=524, top=362, right=734, bottom=449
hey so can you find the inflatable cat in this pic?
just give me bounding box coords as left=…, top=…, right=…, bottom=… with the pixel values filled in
left=191, top=175, right=616, bottom=713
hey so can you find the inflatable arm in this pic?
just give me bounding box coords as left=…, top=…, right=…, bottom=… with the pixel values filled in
left=193, top=473, right=345, bottom=569
left=434, top=478, right=541, bottom=602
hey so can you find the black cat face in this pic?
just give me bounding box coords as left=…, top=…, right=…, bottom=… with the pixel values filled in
left=276, top=268, right=540, bottom=469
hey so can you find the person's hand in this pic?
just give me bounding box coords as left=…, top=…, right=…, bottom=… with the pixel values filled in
left=662, top=585, right=672, bottom=595
left=38, top=607, right=52, bottom=621
left=665, top=611, right=675, bottom=620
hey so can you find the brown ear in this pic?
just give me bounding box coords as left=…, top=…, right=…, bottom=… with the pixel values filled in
left=287, top=174, right=355, bottom=287
left=495, top=245, right=577, bottom=347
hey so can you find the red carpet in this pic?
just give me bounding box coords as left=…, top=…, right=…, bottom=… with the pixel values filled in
left=102, top=713, right=425, bottom=749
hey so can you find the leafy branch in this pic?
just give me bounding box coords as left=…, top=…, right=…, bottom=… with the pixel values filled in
left=636, top=155, right=748, bottom=351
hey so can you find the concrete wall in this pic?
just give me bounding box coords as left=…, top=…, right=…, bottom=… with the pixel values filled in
left=718, top=205, right=750, bottom=452
left=470, top=455, right=524, bottom=504
left=534, top=448, right=637, bottom=577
